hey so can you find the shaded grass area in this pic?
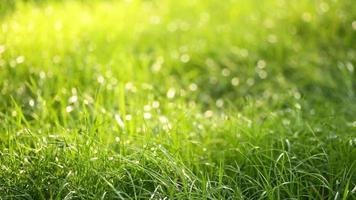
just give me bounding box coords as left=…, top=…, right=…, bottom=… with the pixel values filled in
left=0, top=0, right=355, bottom=199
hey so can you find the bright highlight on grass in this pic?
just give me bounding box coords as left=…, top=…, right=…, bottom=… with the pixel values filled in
left=0, top=0, right=355, bottom=199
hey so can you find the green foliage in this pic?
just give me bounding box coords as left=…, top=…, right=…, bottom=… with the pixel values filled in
left=0, top=0, right=355, bottom=199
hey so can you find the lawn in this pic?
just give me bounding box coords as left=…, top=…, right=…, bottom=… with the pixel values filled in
left=0, top=0, right=355, bottom=199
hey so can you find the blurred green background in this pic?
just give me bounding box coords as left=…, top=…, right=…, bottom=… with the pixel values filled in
left=0, top=0, right=355, bottom=199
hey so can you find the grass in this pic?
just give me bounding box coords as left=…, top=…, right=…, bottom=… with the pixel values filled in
left=0, top=0, right=355, bottom=199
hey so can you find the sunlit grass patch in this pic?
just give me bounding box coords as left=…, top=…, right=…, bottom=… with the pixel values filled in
left=0, top=0, right=355, bottom=199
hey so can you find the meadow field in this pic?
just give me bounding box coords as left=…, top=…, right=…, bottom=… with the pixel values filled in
left=0, top=0, right=355, bottom=199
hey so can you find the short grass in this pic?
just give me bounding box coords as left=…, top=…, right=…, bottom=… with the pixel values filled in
left=0, top=0, right=355, bottom=199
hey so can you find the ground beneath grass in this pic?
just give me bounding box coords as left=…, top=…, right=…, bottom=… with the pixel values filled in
left=0, top=0, right=355, bottom=199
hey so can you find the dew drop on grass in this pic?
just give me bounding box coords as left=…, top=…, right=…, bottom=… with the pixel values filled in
left=16, top=56, right=25, bottom=64
left=216, top=99, right=224, bottom=108
left=152, top=101, right=160, bottom=108
left=160, top=116, right=172, bottom=130
left=180, top=54, right=190, bottom=63
left=11, top=110, right=17, bottom=117
left=151, top=62, right=162, bottom=72
left=205, top=58, right=216, bottom=68
left=68, top=95, right=78, bottom=103
left=143, top=112, right=152, bottom=119
left=29, top=99, right=35, bottom=107
left=72, top=88, right=77, bottom=94
left=125, top=114, right=132, bottom=121
left=258, top=70, right=268, bottom=79
left=125, top=82, right=137, bottom=93
left=189, top=83, right=198, bottom=91
left=282, top=119, right=290, bottom=126
left=90, top=157, right=98, bottom=161
left=151, top=57, right=164, bottom=73
left=159, top=116, right=169, bottom=124
left=334, top=191, right=340, bottom=200
left=222, top=68, right=230, bottom=76
left=167, top=88, right=176, bottom=99
left=261, top=191, right=267, bottom=197
left=294, top=103, right=301, bottom=110
left=39, top=71, right=46, bottom=79
left=204, top=110, right=213, bottom=118
left=257, top=60, right=266, bottom=69
left=197, top=124, right=204, bottom=130
left=83, top=95, right=94, bottom=105
left=346, top=121, right=356, bottom=127
left=115, top=114, right=125, bottom=128
left=351, top=185, right=356, bottom=193
left=346, top=62, right=354, bottom=72
left=188, top=101, right=196, bottom=108
left=353, top=21, right=356, bottom=30
left=231, top=77, right=240, bottom=86
left=66, top=106, right=74, bottom=113
left=97, top=75, right=105, bottom=84
left=293, top=92, right=301, bottom=99
left=143, top=105, right=151, bottom=111
left=246, top=78, right=255, bottom=86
